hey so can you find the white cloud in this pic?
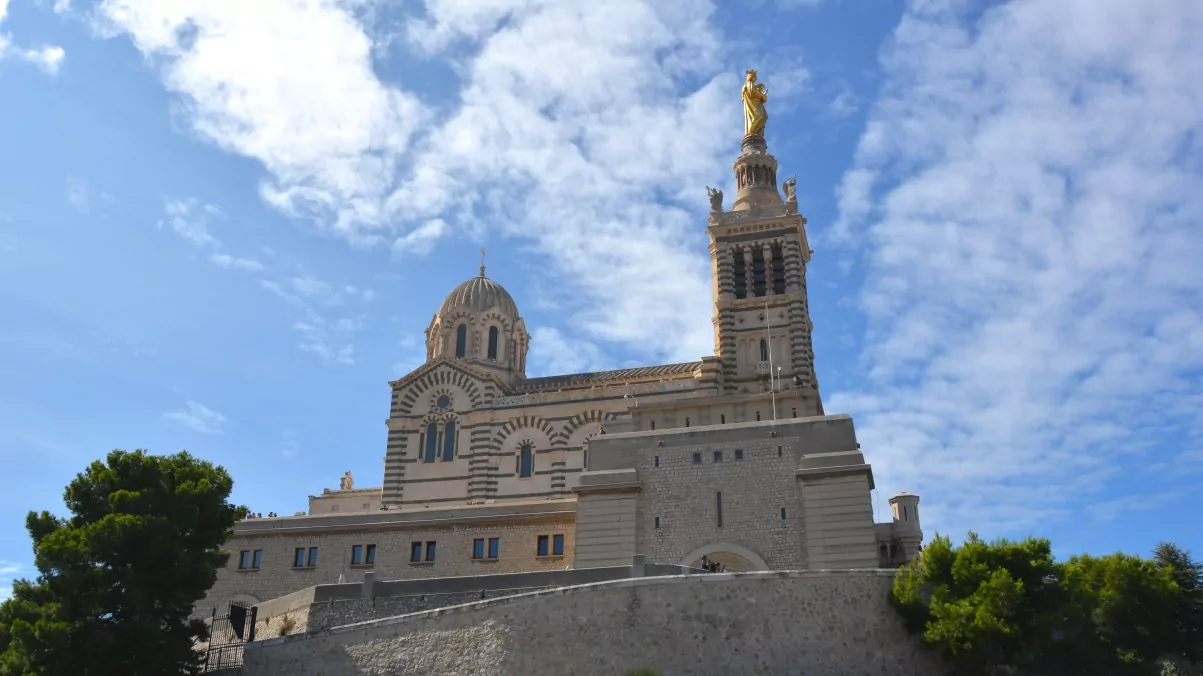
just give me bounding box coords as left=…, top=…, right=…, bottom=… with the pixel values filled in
left=66, top=176, right=115, bottom=213
left=527, top=327, right=612, bottom=377
left=294, top=311, right=361, bottom=365
left=158, top=198, right=220, bottom=248
left=106, top=0, right=746, bottom=365
left=0, top=560, right=24, bottom=601
left=208, top=252, right=264, bottom=272
left=0, top=0, right=65, bottom=73
left=389, top=0, right=735, bottom=362
left=392, top=218, right=448, bottom=256
left=827, top=89, right=858, bottom=118
left=164, top=400, right=227, bottom=434
left=829, top=0, right=1203, bottom=539
left=97, top=0, right=424, bottom=237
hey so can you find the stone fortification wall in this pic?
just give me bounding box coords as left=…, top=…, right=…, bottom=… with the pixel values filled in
left=254, top=560, right=698, bottom=637
left=243, top=570, right=942, bottom=676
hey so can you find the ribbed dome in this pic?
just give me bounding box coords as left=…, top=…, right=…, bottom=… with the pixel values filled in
left=439, top=274, right=519, bottom=317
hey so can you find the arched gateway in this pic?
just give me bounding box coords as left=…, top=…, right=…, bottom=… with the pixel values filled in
left=680, top=543, right=769, bottom=572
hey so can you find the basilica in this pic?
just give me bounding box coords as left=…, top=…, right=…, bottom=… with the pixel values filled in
left=197, top=71, right=924, bottom=619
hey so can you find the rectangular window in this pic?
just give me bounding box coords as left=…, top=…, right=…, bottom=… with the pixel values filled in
left=365, top=544, right=376, bottom=565
left=426, top=541, right=437, bottom=562
left=294, top=548, right=305, bottom=568
left=720, top=414, right=726, bottom=424
left=716, top=492, right=724, bottom=528
left=473, top=538, right=485, bottom=560
left=692, top=452, right=701, bottom=465
left=791, top=407, right=797, bottom=418
left=351, top=545, right=363, bottom=565
left=537, top=535, right=549, bottom=557
left=777, top=445, right=783, bottom=457
left=654, top=455, right=660, bottom=467
left=307, top=547, right=318, bottom=567
left=239, top=550, right=250, bottom=570
left=252, top=549, right=263, bottom=569
left=756, top=411, right=761, bottom=421
left=734, top=449, right=744, bottom=461
left=713, top=451, right=723, bottom=463
left=650, top=420, right=656, bottom=430
left=488, top=537, right=500, bottom=559
left=411, top=542, right=423, bottom=563
left=781, top=507, right=787, bottom=520
left=553, top=534, right=564, bottom=556
left=654, top=516, right=661, bottom=529
left=685, top=417, right=691, bottom=427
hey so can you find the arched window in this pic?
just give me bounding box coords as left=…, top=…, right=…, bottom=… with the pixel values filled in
left=424, top=422, right=438, bottom=463
left=733, top=251, right=747, bottom=300
left=771, top=245, right=786, bottom=294
left=487, top=326, right=499, bottom=360
left=442, top=421, right=456, bottom=462
left=517, top=443, right=533, bottom=478
left=759, top=339, right=768, bottom=362
left=751, top=248, right=767, bottom=297
left=455, top=324, right=467, bottom=358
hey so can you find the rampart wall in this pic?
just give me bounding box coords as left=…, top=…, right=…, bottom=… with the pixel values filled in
left=243, top=569, right=942, bottom=676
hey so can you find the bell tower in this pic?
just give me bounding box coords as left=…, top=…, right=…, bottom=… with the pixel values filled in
left=707, top=70, right=822, bottom=416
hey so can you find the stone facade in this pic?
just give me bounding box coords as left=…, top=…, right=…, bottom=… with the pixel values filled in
left=197, top=502, right=574, bottom=617
left=198, top=105, right=927, bottom=632
left=243, top=571, right=945, bottom=675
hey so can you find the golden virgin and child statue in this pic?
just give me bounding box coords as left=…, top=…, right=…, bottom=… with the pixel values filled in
left=742, top=69, right=768, bottom=137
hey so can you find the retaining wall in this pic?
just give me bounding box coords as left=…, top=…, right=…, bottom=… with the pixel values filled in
left=243, top=570, right=943, bottom=675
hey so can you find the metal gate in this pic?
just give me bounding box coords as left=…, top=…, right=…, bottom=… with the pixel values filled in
left=201, top=601, right=257, bottom=672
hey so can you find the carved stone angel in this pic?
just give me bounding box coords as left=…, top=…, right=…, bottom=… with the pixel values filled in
left=706, top=186, right=723, bottom=213
left=783, top=175, right=797, bottom=203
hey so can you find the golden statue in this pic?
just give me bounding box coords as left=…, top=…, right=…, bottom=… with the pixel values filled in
left=742, top=69, right=768, bottom=137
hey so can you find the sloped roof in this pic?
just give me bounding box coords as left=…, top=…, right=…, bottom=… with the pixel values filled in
left=517, top=361, right=702, bottom=392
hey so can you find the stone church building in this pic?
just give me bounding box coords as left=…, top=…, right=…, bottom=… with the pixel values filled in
left=198, top=125, right=924, bottom=617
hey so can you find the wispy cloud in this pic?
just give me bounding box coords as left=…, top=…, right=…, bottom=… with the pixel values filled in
left=66, top=176, right=115, bottom=214
left=294, top=312, right=362, bottom=366
left=164, top=400, right=226, bottom=434
left=392, top=218, right=447, bottom=257
left=527, top=327, right=613, bottom=377
left=208, top=252, right=264, bottom=272
left=828, top=0, right=1203, bottom=539
left=158, top=198, right=221, bottom=249
left=154, top=198, right=369, bottom=365
left=1088, top=492, right=1184, bottom=523
left=826, top=89, right=858, bottom=119
left=0, top=560, right=26, bottom=601
left=0, top=0, right=66, bottom=74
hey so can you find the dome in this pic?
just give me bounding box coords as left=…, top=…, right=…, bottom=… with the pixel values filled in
left=439, top=273, right=519, bottom=318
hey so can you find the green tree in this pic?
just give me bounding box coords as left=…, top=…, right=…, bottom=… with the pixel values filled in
left=892, top=532, right=1180, bottom=676
left=0, top=450, right=246, bottom=676
left=1154, top=542, right=1203, bottom=668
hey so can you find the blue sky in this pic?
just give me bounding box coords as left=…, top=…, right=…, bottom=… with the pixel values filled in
left=2, top=0, right=1201, bottom=596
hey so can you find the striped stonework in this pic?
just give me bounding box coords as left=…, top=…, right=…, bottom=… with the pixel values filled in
left=467, top=422, right=498, bottom=502
left=389, top=360, right=493, bottom=416
left=382, top=427, right=410, bottom=505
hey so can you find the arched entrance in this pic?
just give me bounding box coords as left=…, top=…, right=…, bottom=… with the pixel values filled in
left=680, top=542, right=769, bottom=572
